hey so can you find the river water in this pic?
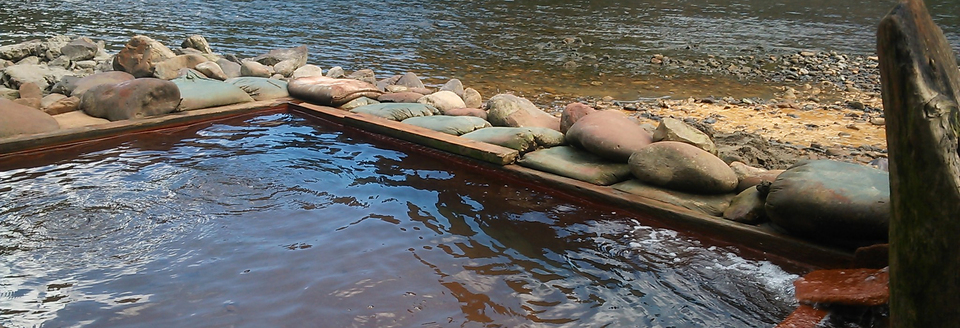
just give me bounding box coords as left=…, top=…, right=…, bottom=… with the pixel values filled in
left=0, top=113, right=802, bottom=327
left=1, top=0, right=959, bottom=99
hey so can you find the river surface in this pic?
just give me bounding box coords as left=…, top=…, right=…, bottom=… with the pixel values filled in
left=0, top=113, right=801, bottom=327
left=1, top=0, right=959, bottom=100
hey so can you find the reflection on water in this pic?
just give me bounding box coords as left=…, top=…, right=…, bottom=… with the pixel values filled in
left=1, top=0, right=957, bottom=99
left=2, top=113, right=801, bottom=327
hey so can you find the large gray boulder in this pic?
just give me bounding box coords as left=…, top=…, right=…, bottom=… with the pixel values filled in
left=485, top=94, right=560, bottom=131
left=565, top=110, right=653, bottom=162
left=765, top=160, right=889, bottom=241
left=0, top=98, right=59, bottom=138
left=80, top=78, right=180, bottom=121
left=60, top=37, right=99, bottom=61
left=628, top=141, right=738, bottom=194
left=112, top=35, right=177, bottom=78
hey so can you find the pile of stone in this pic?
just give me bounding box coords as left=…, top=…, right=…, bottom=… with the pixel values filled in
left=290, top=72, right=891, bottom=246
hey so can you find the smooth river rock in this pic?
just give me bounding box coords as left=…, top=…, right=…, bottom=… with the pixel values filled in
left=240, top=60, right=271, bottom=78
left=153, top=54, right=210, bottom=80
left=485, top=94, right=560, bottom=131
left=418, top=90, right=465, bottom=112
left=722, top=187, right=768, bottom=224
left=462, top=87, right=483, bottom=108
left=565, top=110, right=652, bottom=162
left=560, top=102, right=597, bottom=134
left=765, top=160, right=889, bottom=241
left=628, top=141, right=738, bottom=194
left=653, top=117, right=718, bottom=155
left=80, top=78, right=180, bottom=121
left=0, top=98, right=59, bottom=138
left=71, top=71, right=136, bottom=98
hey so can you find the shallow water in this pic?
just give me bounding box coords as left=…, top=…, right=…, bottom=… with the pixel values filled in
left=0, top=113, right=801, bottom=327
left=1, top=0, right=958, bottom=99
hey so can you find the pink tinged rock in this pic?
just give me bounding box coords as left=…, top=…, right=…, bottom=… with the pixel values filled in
left=628, top=141, right=739, bottom=194
left=153, top=54, right=210, bottom=80
left=44, top=96, right=80, bottom=115
left=565, top=110, right=652, bottom=162
left=70, top=71, right=136, bottom=98
left=112, top=35, right=176, bottom=78
left=560, top=102, right=597, bottom=134
left=485, top=94, right=560, bottom=131
left=0, top=98, right=59, bottom=138
left=793, top=268, right=889, bottom=307
left=79, top=78, right=180, bottom=121
left=377, top=91, right=424, bottom=103
left=442, top=107, right=487, bottom=120
left=417, top=90, right=465, bottom=112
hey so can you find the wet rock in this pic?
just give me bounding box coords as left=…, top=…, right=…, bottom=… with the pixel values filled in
left=612, top=179, right=735, bottom=216
left=462, top=87, right=483, bottom=108
left=566, top=110, right=652, bottom=162
left=401, top=115, right=490, bottom=136
left=776, top=305, right=829, bottom=328
left=396, top=72, right=425, bottom=89
left=240, top=60, right=271, bottom=78
left=44, top=96, right=80, bottom=115
left=224, top=77, right=288, bottom=101
left=80, top=78, right=180, bottom=121
left=350, top=102, right=438, bottom=121
left=112, top=35, right=177, bottom=78
left=0, top=98, right=59, bottom=138
left=519, top=146, right=632, bottom=186
left=60, top=37, right=98, bottom=61
left=181, top=35, right=213, bottom=54
left=461, top=126, right=564, bottom=154
left=252, top=45, right=307, bottom=67
left=288, top=76, right=382, bottom=107
left=560, top=102, right=596, bottom=134
left=153, top=54, right=209, bottom=80
left=418, top=90, right=465, bottom=112
left=71, top=71, right=136, bottom=98
left=194, top=61, right=227, bottom=80
left=292, top=64, right=324, bottom=79
left=377, top=91, right=423, bottom=103
left=653, top=117, right=717, bottom=155
left=439, top=79, right=465, bottom=97
left=794, top=268, right=889, bottom=306
left=338, top=96, right=379, bottom=110
left=172, top=70, right=253, bottom=111
left=485, top=94, right=560, bottom=131
left=442, top=107, right=487, bottom=120
left=216, top=59, right=242, bottom=78
left=326, top=66, right=345, bottom=78
left=628, top=141, right=738, bottom=194
left=722, top=187, right=768, bottom=224
left=765, top=160, right=889, bottom=241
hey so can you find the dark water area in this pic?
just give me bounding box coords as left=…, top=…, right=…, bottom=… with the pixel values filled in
left=1, top=0, right=959, bottom=99
left=0, top=113, right=801, bottom=327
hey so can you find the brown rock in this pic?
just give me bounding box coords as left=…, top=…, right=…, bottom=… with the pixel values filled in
left=566, top=110, right=652, bottom=162
left=560, top=102, right=596, bottom=134
left=794, top=268, right=889, bottom=306
left=240, top=60, right=271, bottom=78
left=80, top=78, right=181, bottom=121
left=653, top=117, right=718, bottom=155
left=194, top=61, right=228, bottom=80
left=71, top=71, right=136, bottom=98
left=417, top=90, right=465, bottom=112
left=462, top=87, right=483, bottom=108
left=181, top=35, right=212, bottom=54
left=13, top=98, right=40, bottom=109
left=0, top=98, right=59, bottom=138
left=153, top=54, right=209, bottom=80
left=775, top=305, right=829, bottom=328
left=628, top=141, right=739, bottom=194
left=485, top=94, right=560, bottom=131
left=40, top=93, right=67, bottom=109
left=112, top=35, right=176, bottom=78
left=44, top=96, right=80, bottom=115
left=377, top=92, right=423, bottom=103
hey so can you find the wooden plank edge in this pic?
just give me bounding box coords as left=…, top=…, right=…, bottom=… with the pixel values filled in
left=0, top=98, right=290, bottom=155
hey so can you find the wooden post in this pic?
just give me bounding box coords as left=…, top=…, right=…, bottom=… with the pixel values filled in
left=878, top=0, right=960, bottom=326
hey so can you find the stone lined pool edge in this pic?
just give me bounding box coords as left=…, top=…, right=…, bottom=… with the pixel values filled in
left=0, top=97, right=853, bottom=270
